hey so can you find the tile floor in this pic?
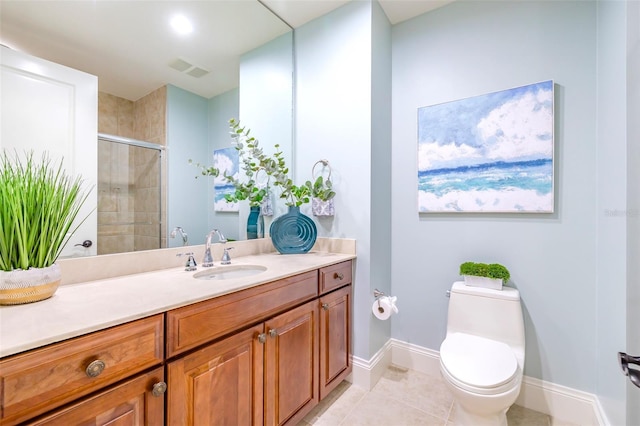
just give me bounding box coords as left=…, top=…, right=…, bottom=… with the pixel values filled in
left=299, top=365, right=568, bottom=426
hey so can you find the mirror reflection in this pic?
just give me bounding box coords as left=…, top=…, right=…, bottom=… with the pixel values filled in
left=0, top=0, right=293, bottom=256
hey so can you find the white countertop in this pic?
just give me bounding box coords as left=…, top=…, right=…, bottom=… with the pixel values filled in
left=0, top=250, right=355, bottom=358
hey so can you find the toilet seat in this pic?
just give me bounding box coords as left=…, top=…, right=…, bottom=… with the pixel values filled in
left=440, top=333, right=520, bottom=395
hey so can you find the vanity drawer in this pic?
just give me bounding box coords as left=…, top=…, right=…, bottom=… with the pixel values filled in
left=166, top=270, right=318, bottom=358
left=0, top=314, right=164, bottom=426
left=319, top=260, right=353, bottom=294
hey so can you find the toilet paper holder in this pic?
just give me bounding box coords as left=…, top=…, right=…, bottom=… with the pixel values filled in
left=373, top=289, right=388, bottom=313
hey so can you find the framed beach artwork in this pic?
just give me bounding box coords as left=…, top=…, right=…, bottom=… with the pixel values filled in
left=213, top=147, right=239, bottom=212
left=417, top=80, right=554, bottom=213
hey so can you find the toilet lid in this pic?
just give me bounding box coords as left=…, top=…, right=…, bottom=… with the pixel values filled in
left=440, top=333, right=518, bottom=389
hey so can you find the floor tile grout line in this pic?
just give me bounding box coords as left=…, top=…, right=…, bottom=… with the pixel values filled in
left=366, top=384, right=453, bottom=423
left=368, top=377, right=454, bottom=423
left=336, top=388, right=370, bottom=426
left=444, top=401, right=454, bottom=424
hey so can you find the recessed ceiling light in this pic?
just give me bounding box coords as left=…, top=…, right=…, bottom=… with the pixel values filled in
left=170, top=15, right=193, bottom=35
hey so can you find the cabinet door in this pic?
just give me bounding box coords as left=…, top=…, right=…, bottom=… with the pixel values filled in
left=264, top=300, right=319, bottom=426
left=319, top=285, right=352, bottom=399
left=29, top=367, right=165, bottom=425
left=166, top=324, right=264, bottom=426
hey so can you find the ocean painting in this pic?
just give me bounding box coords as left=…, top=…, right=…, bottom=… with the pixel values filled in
left=418, top=80, right=554, bottom=213
left=214, top=147, right=239, bottom=212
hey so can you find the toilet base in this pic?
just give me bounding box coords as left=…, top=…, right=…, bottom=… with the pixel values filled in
left=453, top=402, right=508, bottom=426
left=440, top=365, right=521, bottom=426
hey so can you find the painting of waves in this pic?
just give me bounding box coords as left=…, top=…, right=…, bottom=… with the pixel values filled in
left=214, top=147, right=239, bottom=212
left=418, top=80, right=554, bottom=213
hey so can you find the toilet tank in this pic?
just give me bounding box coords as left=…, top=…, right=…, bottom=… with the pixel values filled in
left=447, top=282, right=525, bottom=353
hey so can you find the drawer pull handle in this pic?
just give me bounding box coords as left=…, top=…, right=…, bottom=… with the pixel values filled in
left=269, top=329, right=278, bottom=338
left=334, top=272, right=344, bottom=280
left=152, top=381, right=167, bottom=397
left=322, top=303, right=330, bottom=311
left=85, top=360, right=106, bottom=378
left=258, top=333, right=267, bottom=344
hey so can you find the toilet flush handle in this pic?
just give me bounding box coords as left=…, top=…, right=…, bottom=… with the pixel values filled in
left=445, top=290, right=451, bottom=298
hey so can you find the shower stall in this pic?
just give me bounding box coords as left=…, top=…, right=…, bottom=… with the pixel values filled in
left=97, top=134, right=164, bottom=255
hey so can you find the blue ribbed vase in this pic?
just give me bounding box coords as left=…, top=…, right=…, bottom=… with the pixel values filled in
left=270, top=206, right=317, bottom=254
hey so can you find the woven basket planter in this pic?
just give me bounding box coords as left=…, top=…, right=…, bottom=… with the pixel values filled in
left=0, top=264, right=61, bottom=305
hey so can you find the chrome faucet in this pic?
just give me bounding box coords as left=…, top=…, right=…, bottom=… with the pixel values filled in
left=170, top=227, right=188, bottom=246
left=220, top=247, right=234, bottom=265
left=176, top=252, right=197, bottom=271
left=202, top=229, right=227, bottom=267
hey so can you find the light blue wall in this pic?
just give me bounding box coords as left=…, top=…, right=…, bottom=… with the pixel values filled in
left=295, top=1, right=377, bottom=359
left=207, top=88, right=239, bottom=240
left=166, top=84, right=209, bottom=247
left=595, top=1, right=629, bottom=423
left=391, top=1, right=599, bottom=392
left=369, top=0, right=393, bottom=357
left=239, top=33, right=293, bottom=236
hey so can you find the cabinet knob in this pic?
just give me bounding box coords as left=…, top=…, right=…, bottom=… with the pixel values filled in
left=334, top=272, right=344, bottom=280
left=258, top=333, right=267, bottom=344
left=85, top=360, right=106, bottom=378
left=269, top=329, right=278, bottom=338
left=152, top=381, right=167, bottom=397
left=322, top=303, right=330, bottom=311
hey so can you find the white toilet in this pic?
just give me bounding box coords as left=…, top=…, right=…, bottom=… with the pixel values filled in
left=439, top=282, right=525, bottom=426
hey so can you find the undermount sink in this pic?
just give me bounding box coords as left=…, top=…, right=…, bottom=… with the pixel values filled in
left=192, top=264, right=267, bottom=280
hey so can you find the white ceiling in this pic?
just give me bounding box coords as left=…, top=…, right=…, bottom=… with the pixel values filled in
left=0, top=1, right=452, bottom=102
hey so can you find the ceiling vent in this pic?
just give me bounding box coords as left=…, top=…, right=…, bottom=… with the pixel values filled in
left=169, top=57, right=210, bottom=78
left=186, top=66, right=209, bottom=78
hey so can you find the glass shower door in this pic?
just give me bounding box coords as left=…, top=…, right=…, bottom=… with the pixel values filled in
left=97, top=135, right=163, bottom=255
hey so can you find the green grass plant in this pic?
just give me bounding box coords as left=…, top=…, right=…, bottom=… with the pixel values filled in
left=0, top=151, right=91, bottom=271
left=459, top=261, right=511, bottom=282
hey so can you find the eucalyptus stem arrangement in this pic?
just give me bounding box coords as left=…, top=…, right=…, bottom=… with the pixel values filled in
left=193, top=118, right=335, bottom=209
left=226, top=118, right=270, bottom=207
left=0, top=151, right=91, bottom=271
left=305, top=176, right=336, bottom=202
left=191, top=119, right=270, bottom=207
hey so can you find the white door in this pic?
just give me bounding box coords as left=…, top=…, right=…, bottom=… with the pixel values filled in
left=0, top=45, right=97, bottom=257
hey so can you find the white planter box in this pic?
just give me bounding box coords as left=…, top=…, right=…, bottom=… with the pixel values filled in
left=463, top=275, right=503, bottom=290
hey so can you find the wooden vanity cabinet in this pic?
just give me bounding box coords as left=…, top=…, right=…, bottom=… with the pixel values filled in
left=166, top=260, right=352, bottom=426
left=0, top=314, right=164, bottom=426
left=166, top=301, right=320, bottom=426
left=0, top=259, right=353, bottom=426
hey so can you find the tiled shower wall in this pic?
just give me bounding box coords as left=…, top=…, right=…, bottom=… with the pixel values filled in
left=97, top=87, right=167, bottom=255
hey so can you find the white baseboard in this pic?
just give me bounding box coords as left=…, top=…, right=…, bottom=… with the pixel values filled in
left=349, top=339, right=392, bottom=390
left=350, top=338, right=606, bottom=426
left=516, top=376, right=606, bottom=426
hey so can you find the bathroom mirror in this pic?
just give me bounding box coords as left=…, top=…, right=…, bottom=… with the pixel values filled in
left=0, top=0, right=293, bottom=254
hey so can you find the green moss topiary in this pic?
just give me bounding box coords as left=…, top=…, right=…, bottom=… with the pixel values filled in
left=459, top=261, right=511, bottom=283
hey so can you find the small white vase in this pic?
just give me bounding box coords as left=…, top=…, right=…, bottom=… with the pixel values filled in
left=0, top=264, right=62, bottom=305
left=463, top=275, right=503, bottom=290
